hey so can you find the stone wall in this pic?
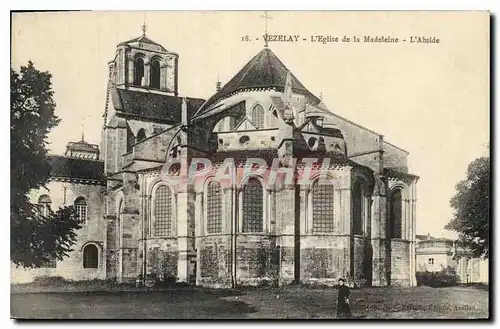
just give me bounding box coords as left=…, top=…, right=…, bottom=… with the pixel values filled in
left=383, top=141, right=408, bottom=172
left=390, top=240, right=411, bottom=286
left=299, top=235, right=348, bottom=285
left=145, top=238, right=179, bottom=281
left=197, top=235, right=232, bottom=287
left=235, top=234, right=279, bottom=286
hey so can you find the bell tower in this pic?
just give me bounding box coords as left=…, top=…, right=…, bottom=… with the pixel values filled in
left=108, top=25, right=179, bottom=96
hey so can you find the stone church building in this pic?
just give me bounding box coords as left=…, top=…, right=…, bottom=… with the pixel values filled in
left=12, top=30, right=419, bottom=287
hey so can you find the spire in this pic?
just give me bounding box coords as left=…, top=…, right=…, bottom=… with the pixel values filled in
left=141, top=22, right=147, bottom=37
left=319, top=92, right=323, bottom=101
left=260, top=11, right=273, bottom=48
left=81, top=123, right=85, bottom=141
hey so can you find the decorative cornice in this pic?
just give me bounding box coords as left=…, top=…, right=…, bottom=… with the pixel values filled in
left=50, top=176, right=106, bottom=186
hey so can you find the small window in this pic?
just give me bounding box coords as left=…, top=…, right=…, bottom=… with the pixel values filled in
left=239, top=135, right=250, bottom=145
left=308, top=137, right=318, bottom=149
left=74, top=197, right=87, bottom=224
left=83, top=244, right=98, bottom=268
left=428, top=258, right=434, bottom=265
left=137, top=128, right=147, bottom=142
left=252, top=105, right=265, bottom=129
left=38, top=194, right=52, bottom=217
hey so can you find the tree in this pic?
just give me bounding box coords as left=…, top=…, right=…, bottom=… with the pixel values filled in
left=11, top=61, right=81, bottom=268
left=445, top=156, right=490, bottom=258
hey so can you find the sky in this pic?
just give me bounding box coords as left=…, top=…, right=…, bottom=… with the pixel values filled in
left=11, top=11, right=490, bottom=238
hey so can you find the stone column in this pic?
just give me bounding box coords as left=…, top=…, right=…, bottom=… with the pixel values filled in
left=339, top=187, right=353, bottom=283
left=161, top=62, right=168, bottom=90
left=176, top=186, right=195, bottom=283
left=127, top=51, right=134, bottom=86
left=144, top=58, right=151, bottom=88
left=411, top=180, right=418, bottom=286
left=371, top=176, right=388, bottom=286
left=194, top=191, right=203, bottom=285
left=299, top=186, right=308, bottom=235
left=277, top=182, right=296, bottom=285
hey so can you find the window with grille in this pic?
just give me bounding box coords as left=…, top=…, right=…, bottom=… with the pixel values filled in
left=312, top=181, right=335, bottom=233
left=428, top=258, right=434, bottom=265
left=352, top=180, right=363, bottom=235
left=74, top=197, right=87, bottom=224
left=390, top=189, right=402, bottom=239
left=252, top=105, right=265, bottom=129
left=83, top=244, right=98, bottom=268
left=206, top=181, right=222, bottom=234
left=242, top=178, right=263, bottom=232
left=154, top=185, right=172, bottom=236
left=38, top=194, right=52, bottom=217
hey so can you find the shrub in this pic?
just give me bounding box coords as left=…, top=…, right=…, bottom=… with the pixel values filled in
left=32, top=276, right=69, bottom=286
left=416, top=266, right=459, bottom=287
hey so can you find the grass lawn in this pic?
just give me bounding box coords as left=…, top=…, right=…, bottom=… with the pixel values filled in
left=10, top=285, right=489, bottom=319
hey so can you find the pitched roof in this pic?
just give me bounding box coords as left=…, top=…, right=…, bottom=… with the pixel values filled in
left=195, top=48, right=321, bottom=117
left=111, top=85, right=205, bottom=123
left=49, top=155, right=105, bottom=183
left=118, top=35, right=168, bottom=52
left=66, top=140, right=99, bottom=153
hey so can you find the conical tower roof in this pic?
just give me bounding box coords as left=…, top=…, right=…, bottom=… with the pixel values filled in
left=195, top=47, right=320, bottom=116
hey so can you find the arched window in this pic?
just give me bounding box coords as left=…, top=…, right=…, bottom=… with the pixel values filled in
left=352, top=180, right=364, bottom=235
left=153, top=185, right=173, bottom=236
left=134, top=57, right=145, bottom=86
left=137, top=128, right=147, bottom=142
left=38, top=194, right=52, bottom=217
left=150, top=58, right=161, bottom=89
left=252, top=105, right=265, bottom=129
left=83, top=244, right=98, bottom=268
left=74, top=197, right=87, bottom=224
left=242, top=178, right=263, bottom=232
left=206, top=180, right=222, bottom=234
left=390, top=189, right=403, bottom=239
left=312, top=180, right=335, bottom=233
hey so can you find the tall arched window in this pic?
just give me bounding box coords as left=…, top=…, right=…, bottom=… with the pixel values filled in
left=38, top=194, right=52, bottom=217
left=83, top=244, right=98, bottom=268
left=390, top=189, right=403, bottom=239
left=150, top=58, right=161, bottom=89
left=312, top=180, right=335, bottom=233
left=134, top=57, right=145, bottom=86
left=352, top=180, right=364, bottom=235
left=137, top=128, right=147, bottom=142
left=252, top=105, right=265, bottom=129
left=242, top=178, right=263, bottom=232
left=206, top=180, right=222, bottom=234
left=74, top=197, right=87, bottom=224
left=153, top=185, right=173, bottom=236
